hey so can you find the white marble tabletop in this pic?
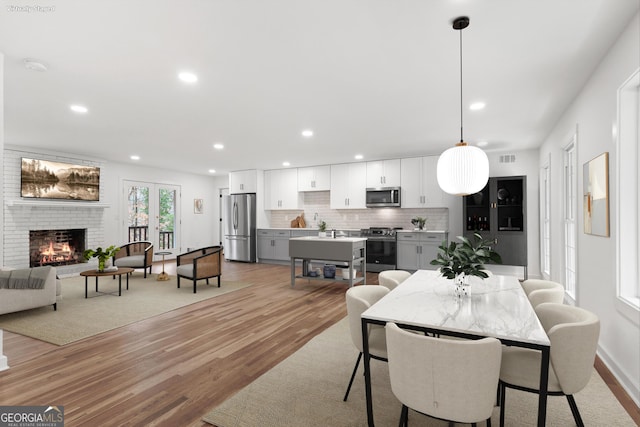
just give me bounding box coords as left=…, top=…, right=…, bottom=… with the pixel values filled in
left=362, top=269, right=550, bottom=346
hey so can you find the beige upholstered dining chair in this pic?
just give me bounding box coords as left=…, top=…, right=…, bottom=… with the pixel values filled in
left=521, top=279, right=565, bottom=308
left=176, top=246, right=223, bottom=293
left=378, top=270, right=411, bottom=290
left=386, top=322, right=502, bottom=426
left=499, top=303, right=600, bottom=427
left=343, top=285, right=389, bottom=401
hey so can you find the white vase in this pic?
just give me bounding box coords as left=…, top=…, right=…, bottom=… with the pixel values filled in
left=318, top=231, right=327, bottom=238
left=454, top=273, right=471, bottom=297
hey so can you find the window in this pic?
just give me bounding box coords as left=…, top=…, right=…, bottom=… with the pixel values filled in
left=540, top=157, right=551, bottom=277
left=563, top=136, right=578, bottom=300
left=616, top=68, right=640, bottom=318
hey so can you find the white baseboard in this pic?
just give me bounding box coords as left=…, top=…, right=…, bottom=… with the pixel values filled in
left=597, top=345, right=640, bottom=407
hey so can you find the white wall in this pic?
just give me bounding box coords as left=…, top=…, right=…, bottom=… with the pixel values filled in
left=1, top=146, right=228, bottom=268
left=103, top=162, right=228, bottom=251
left=538, top=12, right=640, bottom=404
left=0, top=52, right=4, bottom=267
left=1, top=52, right=7, bottom=370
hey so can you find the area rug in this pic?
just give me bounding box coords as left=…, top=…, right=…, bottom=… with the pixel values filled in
left=0, top=274, right=251, bottom=345
left=203, top=318, right=635, bottom=427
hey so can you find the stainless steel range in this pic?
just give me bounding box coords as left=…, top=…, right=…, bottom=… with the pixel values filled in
left=360, top=227, right=398, bottom=272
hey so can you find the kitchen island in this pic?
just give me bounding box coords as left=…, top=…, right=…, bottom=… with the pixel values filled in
left=289, top=236, right=366, bottom=287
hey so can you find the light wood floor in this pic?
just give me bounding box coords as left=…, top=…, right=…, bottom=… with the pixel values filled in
left=1, top=260, right=638, bottom=426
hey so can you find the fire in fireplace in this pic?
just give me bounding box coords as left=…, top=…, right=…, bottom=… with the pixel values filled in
left=29, top=229, right=86, bottom=268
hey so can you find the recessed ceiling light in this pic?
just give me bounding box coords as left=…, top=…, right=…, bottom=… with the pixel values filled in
left=130, top=155, right=140, bottom=161
left=213, top=143, right=224, bottom=150
left=208, top=169, right=216, bottom=174
left=178, top=72, right=198, bottom=83
left=301, top=129, right=314, bottom=138
left=69, top=105, right=88, bottom=114
left=469, top=102, right=486, bottom=111
left=282, top=161, right=290, bottom=167
left=477, top=140, right=489, bottom=147
left=354, top=154, right=363, bottom=160
left=23, top=58, right=47, bottom=72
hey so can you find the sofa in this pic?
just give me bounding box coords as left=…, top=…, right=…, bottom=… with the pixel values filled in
left=0, top=266, right=61, bottom=315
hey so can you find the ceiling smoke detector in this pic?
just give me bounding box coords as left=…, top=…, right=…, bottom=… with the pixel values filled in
left=23, top=58, right=48, bottom=72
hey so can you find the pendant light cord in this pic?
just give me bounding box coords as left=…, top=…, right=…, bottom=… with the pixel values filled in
left=459, top=26, right=464, bottom=143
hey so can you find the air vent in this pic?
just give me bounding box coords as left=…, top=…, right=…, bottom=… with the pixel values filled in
left=499, top=154, right=516, bottom=163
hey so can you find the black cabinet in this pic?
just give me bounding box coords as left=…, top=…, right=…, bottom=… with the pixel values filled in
left=463, top=176, right=527, bottom=274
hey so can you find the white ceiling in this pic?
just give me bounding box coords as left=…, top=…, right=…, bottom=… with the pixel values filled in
left=1, top=0, right=638, bottom=176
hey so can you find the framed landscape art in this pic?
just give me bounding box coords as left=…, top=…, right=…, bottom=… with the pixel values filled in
left=21, top=158, right=100, bottom=201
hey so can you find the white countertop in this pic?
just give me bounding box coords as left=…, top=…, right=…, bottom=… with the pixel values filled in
left=396, top=230, right=448, bottom=234
left=289, top=236, right=367, bottom=242
left=259, top=227, right=361, bottom=231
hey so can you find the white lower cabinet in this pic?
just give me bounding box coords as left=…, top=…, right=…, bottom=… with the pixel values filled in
left=396, top=232, right=448, bottom=271
left=257, top=229, right=291, bottom=262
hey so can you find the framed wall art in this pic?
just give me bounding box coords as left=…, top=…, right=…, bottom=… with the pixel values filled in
left=583, top=152, right=609, bottom=236
left=194, top=198, right=204, bottom=214
left=21, top=157, right=100, bottom=201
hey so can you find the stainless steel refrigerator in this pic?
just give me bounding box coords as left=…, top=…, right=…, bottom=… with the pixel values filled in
left=222, top=193, right=257, bottom=262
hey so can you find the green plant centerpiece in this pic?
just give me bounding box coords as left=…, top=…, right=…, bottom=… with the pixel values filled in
left=430, top=233, right=502, bottom=296
left=317, top=220, right=328, bottom=237
left=411, top=217, right=427, bottom=230
left=83, top=245, right=121, bottom=272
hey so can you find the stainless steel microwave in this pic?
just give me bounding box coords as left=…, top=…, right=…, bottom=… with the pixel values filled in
left=366, top=187, right=401, bottom=208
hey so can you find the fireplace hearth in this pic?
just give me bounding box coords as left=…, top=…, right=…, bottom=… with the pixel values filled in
left=29, top=229, right=86, bottom=268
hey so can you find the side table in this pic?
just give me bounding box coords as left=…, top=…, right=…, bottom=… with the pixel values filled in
left=156, top=251, right=172, bottom=281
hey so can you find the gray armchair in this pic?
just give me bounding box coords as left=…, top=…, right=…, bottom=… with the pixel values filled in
left=176, top=246, right=222, bottom=293
left=113, top=241, right=154, bottom=278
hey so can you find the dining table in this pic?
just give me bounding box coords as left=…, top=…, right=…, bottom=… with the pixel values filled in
left=361, top=270, right=551, bottom=427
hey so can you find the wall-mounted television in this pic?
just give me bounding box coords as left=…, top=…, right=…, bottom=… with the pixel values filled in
left=21, top=158, right=100, bottom=201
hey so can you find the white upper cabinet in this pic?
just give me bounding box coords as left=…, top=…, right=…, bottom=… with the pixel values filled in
left=330, top=163, right=367, bottom=209
left=401, top=156, right=447, bottom=208
left=229, top=169, right=258, bottom=194
left=297, top=165, right=331, bottom=192
left=264, top=169, right=301, bottom=210
left=366, top=159, right=401, bottom=187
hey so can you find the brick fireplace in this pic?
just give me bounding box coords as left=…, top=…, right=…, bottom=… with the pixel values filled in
left=29, top=229, right=86, bottom=268
left=3, top=149, right=106, bottom=276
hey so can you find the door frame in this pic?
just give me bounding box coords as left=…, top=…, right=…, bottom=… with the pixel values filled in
left=122, top=180, right=181, bottom=261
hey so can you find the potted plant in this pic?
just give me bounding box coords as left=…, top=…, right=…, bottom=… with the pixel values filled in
left=411, top=217, right=427, bottom=230
left=430, top=233, right=502, bottom=296
left=318, top=220, right=328, bottom=237
left=83, top=245, right=121, bottom=272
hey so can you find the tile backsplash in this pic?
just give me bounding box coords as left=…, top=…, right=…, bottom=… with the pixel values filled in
left=268, top=191, right=448, bottom=231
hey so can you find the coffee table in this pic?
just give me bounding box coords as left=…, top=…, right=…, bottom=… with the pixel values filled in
left=155, top=251, right=172, bottom=281
left=80, top=267, right=135, bottom=298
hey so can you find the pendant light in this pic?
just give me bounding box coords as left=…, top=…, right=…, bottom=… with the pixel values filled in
left=437, top=16, right=489, bottom=196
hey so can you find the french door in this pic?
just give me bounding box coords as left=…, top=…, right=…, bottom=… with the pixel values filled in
left=123, top=180, right=181, bottom=260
